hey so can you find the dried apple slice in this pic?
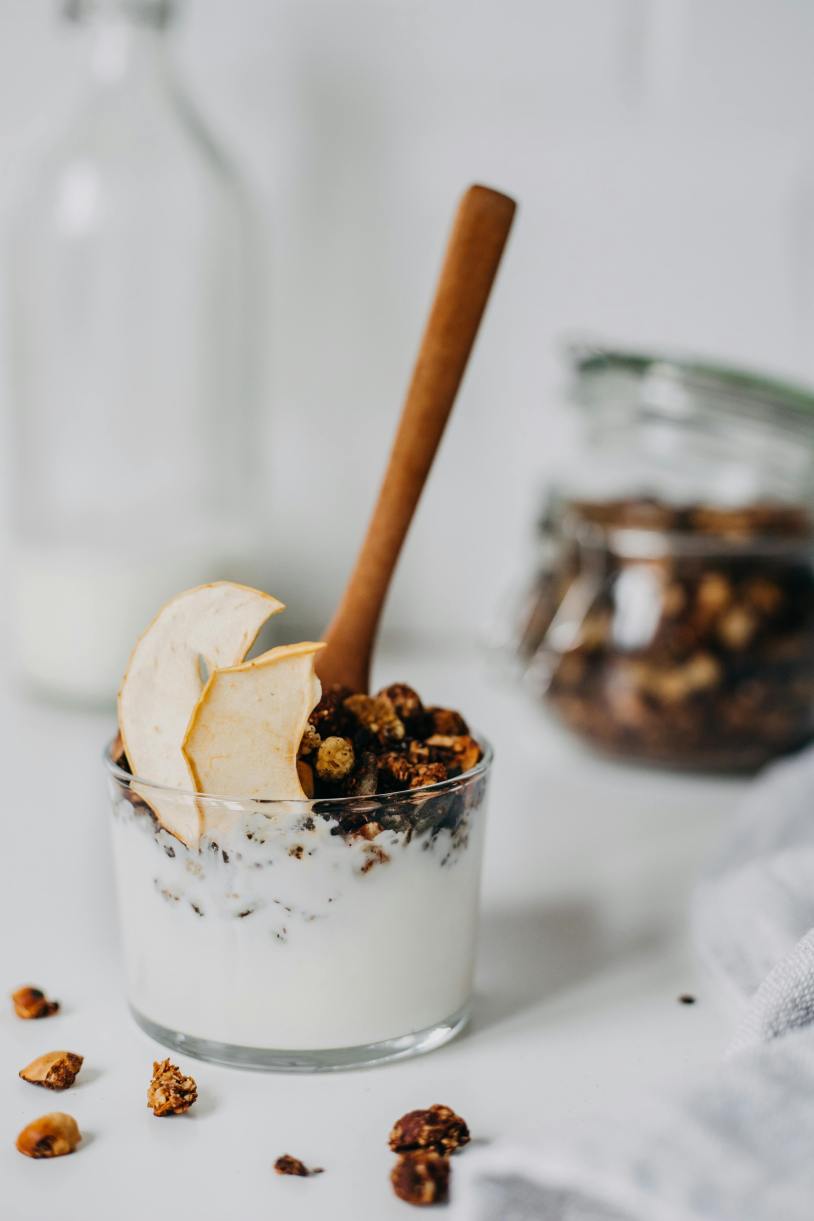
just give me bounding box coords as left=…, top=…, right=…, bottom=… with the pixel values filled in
left=118, top=582, right=284, bottom=844
left=182, top=642, right=324, bottom=800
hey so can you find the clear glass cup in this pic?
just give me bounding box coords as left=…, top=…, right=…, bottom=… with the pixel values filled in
left=105, top=739, right=492, bottom=1071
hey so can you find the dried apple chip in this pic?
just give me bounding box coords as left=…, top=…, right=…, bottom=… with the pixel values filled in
left=183, top=642, right=324, bottom=800
left=117, top=582, right=284, bottom=844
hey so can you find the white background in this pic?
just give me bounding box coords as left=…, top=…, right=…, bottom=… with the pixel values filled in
left=2, top=0, right=814, bottom=646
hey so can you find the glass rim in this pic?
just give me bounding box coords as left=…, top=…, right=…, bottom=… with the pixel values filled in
left=103, top=734, right=494, bottom=808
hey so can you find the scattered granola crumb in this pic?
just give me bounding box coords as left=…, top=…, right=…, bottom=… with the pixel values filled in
left=11, top=986, right=59, bottom=1020
left=389, top=1104, right=470, bottom=1154
left=16, top=1112, right=80, bottom=1158
left=147, top=1059, right=198, bottom=1116
left=274, top=1153, right=324, bottom=1177
left=391, top=1150, right=450, bottom=1206
left=19, top=1052, right=83, bottom=1091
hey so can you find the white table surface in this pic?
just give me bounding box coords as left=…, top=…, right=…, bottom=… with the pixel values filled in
left=0, top=648, right=749, bottom=1221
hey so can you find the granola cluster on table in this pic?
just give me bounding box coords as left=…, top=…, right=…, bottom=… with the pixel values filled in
left=297, top=682, right=482, bottom=798
left=524, top=497, right=814, bottom=771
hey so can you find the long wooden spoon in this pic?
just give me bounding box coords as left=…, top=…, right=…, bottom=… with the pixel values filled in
left=317, top=183, right=516, bottom=693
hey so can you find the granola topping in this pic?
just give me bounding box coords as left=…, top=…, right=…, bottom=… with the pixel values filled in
left=147, top=1059, right=198, bottom=1115
left=298, top=683, right=482, bottom=802
left=11, top=986, right=59, bottom=1020
left=19, top=1051, right=83, bottom=1091
left=16, top=1112, right=80, bottom=1158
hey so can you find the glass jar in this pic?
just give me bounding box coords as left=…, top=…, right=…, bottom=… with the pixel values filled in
left=7, top=0, right=262, bottom=706
left=515, top=346, right=814, bottom=771
left=105, top=738, right=492, bottom=1071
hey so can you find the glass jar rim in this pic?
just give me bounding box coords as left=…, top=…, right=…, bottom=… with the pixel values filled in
left=568, top=341, right=814, bottom=433
left=103, top=734, right=494, bottom=808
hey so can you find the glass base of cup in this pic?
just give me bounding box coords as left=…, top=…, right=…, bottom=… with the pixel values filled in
left=130, top=1002, right=471, bottom=1072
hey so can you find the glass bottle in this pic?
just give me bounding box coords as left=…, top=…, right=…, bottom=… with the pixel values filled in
left=8, top=0, right=263, bottom=705
left=513, top=346, right=814, bottom=772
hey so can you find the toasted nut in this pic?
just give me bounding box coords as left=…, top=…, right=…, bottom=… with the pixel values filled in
left=147, top=1059, right=197, bottom=1116
left=409, top=763, right=447, bottom=789
left=378, top=752, right=413, bottom=789
left=309, top=685, right=353, bottom=738
left=19, top=1052, right=83, bottom=1091
left=274, top=1154, right=323, bottom=1176
left=391, top=1150, right=450, bottom=1206
left=718, top=605, right=758, bottom=650
left=12, top=986, right=59, bottom=1020
left=379, top=683, right=425, bottom=729
left=16, top=1112, right=80, bottom=1158
left=662, top=582, right=687, bottom=618
left=425, top=734, right=481, bottom=774
left=744, top=578, right=783, bottom=615
left=378, top=754, right=447, bottom=792
left=344, top=693, right=405, bottom=744
left=389, top=1104, right=470, bottom=1154
left=695, top=572, right=732, bottom=617
left=427, top=706, right=470, bottom=736
left=296, top=759, right=315, bottom=798
left=297, top=723, right=321, bottom=758
left=315, top=736, right=355, bottom=783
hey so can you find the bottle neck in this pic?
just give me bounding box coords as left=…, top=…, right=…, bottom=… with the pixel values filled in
left=66, top=1, right=174, bottom=91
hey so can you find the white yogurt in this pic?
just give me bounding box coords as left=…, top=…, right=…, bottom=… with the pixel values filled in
left=109, top=777, right=488, bottom=1053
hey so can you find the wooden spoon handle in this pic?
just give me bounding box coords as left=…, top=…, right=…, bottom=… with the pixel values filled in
left=317, top=183, right=517, bottom=692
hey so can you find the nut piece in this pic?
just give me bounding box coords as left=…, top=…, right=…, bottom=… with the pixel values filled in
left=378, top=754, right=447, bottom=792
left=274, top=1153, right=323, bottom=1176
left=19, top=1052, right=83, bottom=1091
left=12, top=986, right=59, bottom=1020
left=298, top=723, right=321, bottom=758
left=391, top=1150, right=450, bottom=1206
left=344, top=693, right=405, bottom=744
left=389, top=1104, right=470, bottom=1154
left=379, top=683, right=425, bottom=730
left=147, top=1059, right=197, bottom=1116
left=16, top=1112, right=80, bottom=1158
left=409, top=763, right=447, bottom=789
left=309, top=685, right=353, bottom=738
left=315, top=735, right=355, bottom=783
left=427, top=706, right=470, bottom=737
left=425, top=734, right=482, bottom=775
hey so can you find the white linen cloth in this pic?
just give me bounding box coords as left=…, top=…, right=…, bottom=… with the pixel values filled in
left=450, top=745, right=814, bottom=1221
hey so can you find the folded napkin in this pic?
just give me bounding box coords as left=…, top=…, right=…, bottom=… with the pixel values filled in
left=450, top=745, right=814, bottom=1221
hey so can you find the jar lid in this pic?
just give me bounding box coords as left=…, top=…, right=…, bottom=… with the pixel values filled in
left=569, top=342, right=814, bottom=434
